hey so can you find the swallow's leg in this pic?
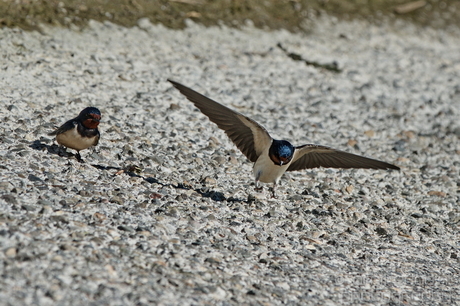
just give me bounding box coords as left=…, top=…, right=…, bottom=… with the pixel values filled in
left=75, top=152, right=84, bottom=163
left=254, top=180, right=263, bottom=192
left=271, top=183, right=277, bottom=199
left=254, top=171, right=263, bottom=192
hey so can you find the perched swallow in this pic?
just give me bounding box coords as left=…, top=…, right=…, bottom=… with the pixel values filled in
left=168, top=79, right=400, bottom=197
left=48, top=107, right=101, bottom=162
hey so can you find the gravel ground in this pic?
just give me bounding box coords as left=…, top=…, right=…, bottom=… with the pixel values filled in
left=0, top=16, right=459, bottom=305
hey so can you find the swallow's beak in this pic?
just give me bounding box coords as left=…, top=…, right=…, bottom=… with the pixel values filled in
left=90, top=114, right=101, bottom=122
left=279, top=156, right=290, bottom=166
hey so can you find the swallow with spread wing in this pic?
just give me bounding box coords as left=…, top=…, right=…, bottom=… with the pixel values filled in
left=168, top=80, right=399, bottom=197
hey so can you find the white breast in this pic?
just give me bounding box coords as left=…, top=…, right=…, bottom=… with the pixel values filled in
left=253, top=147, right=290, bottom=184
left=56, top=127, right=97, bottom=151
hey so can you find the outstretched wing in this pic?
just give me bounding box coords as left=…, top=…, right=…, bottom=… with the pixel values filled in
left=168, top=79, right=272, bottom=162
left=48, top=119, right=77, bottom=136
left=287, top=144, right=399, bottom=171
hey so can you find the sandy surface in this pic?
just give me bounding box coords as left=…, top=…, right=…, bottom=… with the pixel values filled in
left=0, top=17, right=459, bottom=305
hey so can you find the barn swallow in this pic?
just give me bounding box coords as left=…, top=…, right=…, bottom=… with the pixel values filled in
left=168, top=79, right=399, bottom=197
left=48, top=107, right=101, bottom=162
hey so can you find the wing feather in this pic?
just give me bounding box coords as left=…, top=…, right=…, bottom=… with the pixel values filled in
left=48, top=120, right=77, bottom=136
left=287, top=144, right=399, bottom=171
left=168, top=80, right=272, bottom=162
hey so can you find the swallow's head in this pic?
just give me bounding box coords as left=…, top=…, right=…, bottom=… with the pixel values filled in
left=269, top=139, right=295, bottom=166
left=78, top=107, right=101, bottom=129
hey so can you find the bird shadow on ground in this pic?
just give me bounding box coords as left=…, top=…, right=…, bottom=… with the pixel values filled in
left=30, top=140, right=246, bottom=203
left=29, top=139, right=83, bottom=161
left=85, top=165, right=247, bottom=203
left=277, top=43, right=341, bottom=73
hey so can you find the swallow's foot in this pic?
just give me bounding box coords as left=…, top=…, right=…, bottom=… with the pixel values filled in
left=270, top=184, right=278, bottom=199
left=75, top=152, right=85, bottom=163
left=254, top=180, right=263, bottom=192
